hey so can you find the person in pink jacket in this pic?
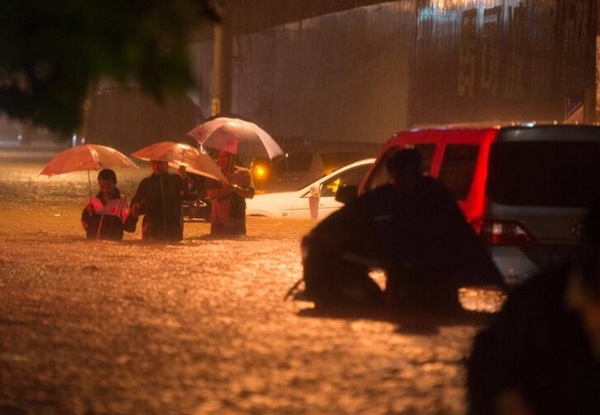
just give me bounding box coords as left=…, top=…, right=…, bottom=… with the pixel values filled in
left=81, top=169, right=136, bottom=240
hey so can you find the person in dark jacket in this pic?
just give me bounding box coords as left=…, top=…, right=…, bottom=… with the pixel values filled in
left=466, top=206, right=600, bottom=415
left=130, top=160, right=191, bottom=241
left=81, top=168, right=136, bottom=240
left=301, top=148, right=504, bottom=311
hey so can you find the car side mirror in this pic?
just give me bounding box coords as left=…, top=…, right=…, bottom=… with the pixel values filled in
left=335, top=184, right=358, bottom=204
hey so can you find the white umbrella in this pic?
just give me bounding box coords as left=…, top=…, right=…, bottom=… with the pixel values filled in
left=187, top=117, right=284, bottom=160
left=131, top=141, right=228, bottom=183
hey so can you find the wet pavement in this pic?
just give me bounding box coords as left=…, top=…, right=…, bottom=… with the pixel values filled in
left=0, top=145, right=496, bottom=415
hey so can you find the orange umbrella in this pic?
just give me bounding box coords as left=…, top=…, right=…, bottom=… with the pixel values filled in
left=39, top=143, right=139, bottom=196
left=131, top=141, right=227, bottom=183
left=40, top=143, right=138, bottom=176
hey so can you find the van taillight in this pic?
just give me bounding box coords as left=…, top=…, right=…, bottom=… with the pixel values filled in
left=471, top=219, right=536, bottom=246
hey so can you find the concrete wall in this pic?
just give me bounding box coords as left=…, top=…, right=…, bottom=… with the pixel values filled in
left=190, top=0, right=595, bottom=151
left=191, top=2, right=417, bottom=148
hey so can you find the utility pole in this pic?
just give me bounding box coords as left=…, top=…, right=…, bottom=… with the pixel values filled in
left=581, top=0, right=598, bottom=123
left=212, top=0, right=232, bottom=116
left=78, top=79, right=98, bottom=145
left=595, top=0, right=600, bottom=122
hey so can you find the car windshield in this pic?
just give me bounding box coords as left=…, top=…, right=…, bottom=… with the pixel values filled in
left=487, top=141, right=600, bottom=207
left=296, top=162, right=372, bottom=193
left=318, top=163, right=372, bottom=197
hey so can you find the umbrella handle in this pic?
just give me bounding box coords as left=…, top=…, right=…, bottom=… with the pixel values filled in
left=227, top=154, right=234, bottom=175
left=87, top=170, right=92, bottom=199
left=87, top=170, right=93, bottom=217
left=160, top=174, right=167, bottom=236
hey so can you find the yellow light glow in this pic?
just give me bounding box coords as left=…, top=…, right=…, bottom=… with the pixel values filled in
left=253, top=165, right=268, bottom=179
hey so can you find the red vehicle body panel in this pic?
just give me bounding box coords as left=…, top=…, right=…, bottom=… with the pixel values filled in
left=359, top=127, right=499, bottom=222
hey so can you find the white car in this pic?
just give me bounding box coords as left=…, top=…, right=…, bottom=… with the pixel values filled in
left=246, top=158, right=375, bottom=220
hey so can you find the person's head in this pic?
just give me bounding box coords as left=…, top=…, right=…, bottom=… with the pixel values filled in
left=150, top=160, right=168, bottom=175
left=97, top=169, right=117, bottom=197
left=565, top=205, right=600, bottom=360
left=216, top=150, right=234, bottom=172
left=387, top=148, right=422, bottom=192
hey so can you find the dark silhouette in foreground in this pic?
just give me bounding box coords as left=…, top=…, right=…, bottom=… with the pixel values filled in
left=467, top=206, right=600, bottom=415
left=299, top=148, right=505, bottom=315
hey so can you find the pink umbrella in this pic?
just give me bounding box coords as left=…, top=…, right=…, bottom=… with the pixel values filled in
left=187, top=117, right=283, bottom=160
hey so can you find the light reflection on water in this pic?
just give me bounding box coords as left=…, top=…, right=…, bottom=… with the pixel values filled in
left=0, top=145, right=498, bottom=415
left=0, top=146, right=150, bottom=203
left=370, top=268, right=505, bottom=313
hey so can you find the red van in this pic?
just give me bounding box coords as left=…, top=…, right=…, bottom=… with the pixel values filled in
left=355, top=124, right=600, bottom=285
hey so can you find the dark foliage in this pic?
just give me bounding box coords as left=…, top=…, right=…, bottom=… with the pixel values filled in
left=0, top=0, right=217, bottom=134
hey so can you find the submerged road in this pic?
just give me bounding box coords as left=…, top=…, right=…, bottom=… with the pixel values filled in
left=0, top=147, right=495, bottom=415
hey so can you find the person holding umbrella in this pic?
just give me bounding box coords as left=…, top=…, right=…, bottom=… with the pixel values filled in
left=81, top=169, right=136, bottom=240
left=39, top=142, right=140, bottom=239
left=206, top=150, right=255, bottom=236
left=187, top=116, right=279, bottom=235
left=130, top=160, right=191, bottom=241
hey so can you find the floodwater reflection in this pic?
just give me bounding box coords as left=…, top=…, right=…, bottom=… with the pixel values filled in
left=0, top=145, right=495, bottom=415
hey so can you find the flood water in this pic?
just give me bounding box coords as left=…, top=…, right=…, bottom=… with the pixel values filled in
left=0, top=144, right=496, bottom=415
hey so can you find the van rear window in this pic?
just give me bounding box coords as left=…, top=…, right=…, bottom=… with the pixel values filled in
left=364, top=144, right=435, bottom=191
left=487, top=141, right=600, bottom=207
left=438, top=145, right=479, bottom=200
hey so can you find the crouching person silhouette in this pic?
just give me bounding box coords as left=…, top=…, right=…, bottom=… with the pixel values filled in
left=300, top=148, right=504, bottom=313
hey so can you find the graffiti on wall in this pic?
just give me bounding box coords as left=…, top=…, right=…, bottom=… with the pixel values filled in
left=414, top=0, right=594, bottom=126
